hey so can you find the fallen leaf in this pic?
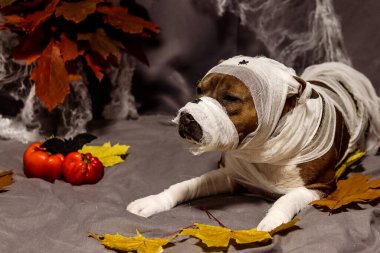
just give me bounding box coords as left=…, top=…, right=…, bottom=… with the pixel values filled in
left=78, top=28, right=124, bottom=61
left=30, top=41, right=70, bottom=111
left=55, top=0, right=101, bottom=23
left=79, top=142, right=129, bottom=167
left=269, top=218, right=300, bottom=236
left=0, top=170, right=13, bottom=190
left=311, top=173, right=380, bottom=212
left=335, top=150, right=365, bottom=179
left=179, top=219, right=299, bottom=248
left=89, top=230, right=172, bottom=253
left=97, top=5, right=160, bottom=34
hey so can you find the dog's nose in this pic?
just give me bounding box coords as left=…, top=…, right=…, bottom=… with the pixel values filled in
left=178, top=112, right=203, bottom=142
left=179, top=112, right=195, bottom=125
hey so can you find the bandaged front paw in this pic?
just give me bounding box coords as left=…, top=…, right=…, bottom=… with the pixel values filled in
left=257, top=210, right=292, bottom=232
left=126, top=192, right=175, bottom=218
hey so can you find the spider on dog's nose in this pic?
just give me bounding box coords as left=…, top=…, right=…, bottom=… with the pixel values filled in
left=178, top=112, right=203, bottom=143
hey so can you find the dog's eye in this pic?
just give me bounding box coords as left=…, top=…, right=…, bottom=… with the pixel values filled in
left=196, top=87, right=202, bottom=95
left=223, top=95, right=240, bottom=102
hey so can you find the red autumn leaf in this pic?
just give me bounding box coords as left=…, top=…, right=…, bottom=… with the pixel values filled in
left=0, top=0, right=46, bottom=14
left=96, top=5, right=160, bottom=34
left=0, top=0, right=17, bottom=8
left=12, top=25, right=51, bottom=64
left=1, top=14, right=24, bottom=28
left=78, top=28, right=123, bottom=61
left=55, top=0, right=101, bottom=23
left=2, top=0, right=59, bottom=32
left=23, top=0, right=59, bottom=32
left=58, top=33, right=80, bottom=62
left=84, top=52, right=104, bottom=80
left=31, top=41, right=70, bottom=111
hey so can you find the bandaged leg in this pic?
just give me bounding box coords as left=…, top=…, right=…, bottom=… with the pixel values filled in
left=257, top=187, right=321, bottom=231
left=127, top=169, right=237, bottom=217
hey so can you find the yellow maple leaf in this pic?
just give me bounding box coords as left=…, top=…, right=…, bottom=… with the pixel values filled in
left=269, top=218, right=300, bottom=236
left=311, top=173, right=380, bottom=212
left=335, top=150, right=365, bottom=179
left=79, top=142, right=129, bottom=167
left=179, top=219, right=299, bottom=248
left=89, top=230, right=173, bottom=253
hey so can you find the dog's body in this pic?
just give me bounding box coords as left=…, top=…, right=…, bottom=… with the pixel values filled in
left=127, top=56, right=380, bottom=231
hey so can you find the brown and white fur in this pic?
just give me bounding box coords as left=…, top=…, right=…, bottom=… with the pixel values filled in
left=127, top=57, right=378, bottom=231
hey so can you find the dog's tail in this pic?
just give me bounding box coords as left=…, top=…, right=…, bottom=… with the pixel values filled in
left=301, top=62, right=380, bottom=154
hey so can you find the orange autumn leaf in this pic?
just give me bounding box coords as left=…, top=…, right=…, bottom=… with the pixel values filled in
left=84, top=52, right=104, bottom=80
left=31, top=41, right=70, bottom=111
left=0, top=0, right=17, bottom=8
left=55, top=0, right=101, bottom=23
left=311, top=173, right=380, bottom=212
left=97, top=5, right=160, bottom=34
left=0, top=170, right=13, bottom=191
left=78, top=28, right=123, bottom=61
left=3, top=0, right=59, bottom=32
left=11, top=25, right=49, bottom=64
left=58, top=33, right=80, bottom=62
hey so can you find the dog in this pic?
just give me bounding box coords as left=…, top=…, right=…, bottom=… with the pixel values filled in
left=127, top=56, right=380, bottom=231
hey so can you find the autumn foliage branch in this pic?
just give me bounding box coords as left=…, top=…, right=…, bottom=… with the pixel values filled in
left=0, top=0, right=160, bottom=111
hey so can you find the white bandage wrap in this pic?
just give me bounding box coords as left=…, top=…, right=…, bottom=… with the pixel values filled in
left=172, top=96, right=239, bottom=154
left=173, top=56, right=380, bottom=189
left=205, top=56, right=337, bottom=166
left=301, top=62, right=380, bottom=155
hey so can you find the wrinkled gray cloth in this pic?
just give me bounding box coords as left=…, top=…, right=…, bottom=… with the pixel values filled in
left=0, top=115, right=379, bottom=253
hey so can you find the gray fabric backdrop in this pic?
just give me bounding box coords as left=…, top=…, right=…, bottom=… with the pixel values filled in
left=133, top=0, right=380, bottom=115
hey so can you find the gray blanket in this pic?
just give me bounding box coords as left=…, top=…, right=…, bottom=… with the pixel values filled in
left=0, top=115, right=379, bottom=253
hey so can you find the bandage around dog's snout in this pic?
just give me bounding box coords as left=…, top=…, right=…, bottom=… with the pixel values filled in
left=172, top=97, right=239, bottom=155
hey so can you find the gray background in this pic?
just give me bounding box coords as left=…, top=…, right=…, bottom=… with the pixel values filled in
left=133, top=0, right=380, bottom=115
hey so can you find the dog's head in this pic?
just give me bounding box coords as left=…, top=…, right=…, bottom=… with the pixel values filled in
left=173, top=56, right=304, bottom=154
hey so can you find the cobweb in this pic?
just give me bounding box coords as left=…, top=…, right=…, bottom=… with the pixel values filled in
left=0, top=29, right=94, bottom=142
left=0, top=0, right=349, bottom=142
left=212, top=0, right=351, bottom=72
left=0, top=26, right=137, bottom=142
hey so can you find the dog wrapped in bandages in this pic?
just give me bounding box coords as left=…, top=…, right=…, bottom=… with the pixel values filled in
left=127, top=56, right=380, bottom=231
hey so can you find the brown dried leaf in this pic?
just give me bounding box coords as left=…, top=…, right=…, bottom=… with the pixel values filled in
left=55, top=0, right=101, bottom=23
left=78, top=28, right=123, bottom=61
left=24, top=0, right=59, bottom=32
left=311, top=173, right=380, bottom=212
left=12, top=25, right=50, bottom=64
left=0, top=170, right=13, bottom=190
left=369, top=177, right=380, bottom=189
left=31, top=41, right=70, bottom=111
left=58, top=33, right=79, bottom=62
left=0, top=0, right=17, bottom=8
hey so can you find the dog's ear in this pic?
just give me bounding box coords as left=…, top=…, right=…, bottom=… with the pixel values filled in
left=285, top=76, right=307, bottom=98
left=292, top=75, right=319, bottom=99
left=293, top=76, right=307, bottom=94
left=218, top=59, right=225, bottom=64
